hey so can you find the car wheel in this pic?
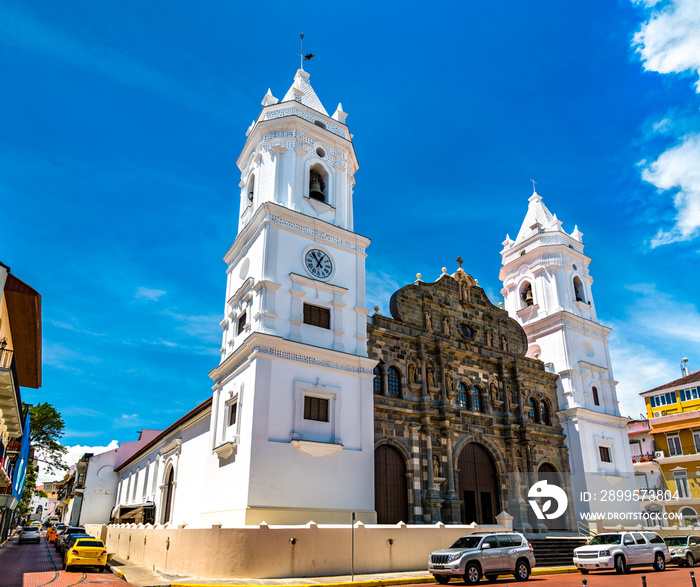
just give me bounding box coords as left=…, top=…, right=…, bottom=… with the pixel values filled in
left=435, top=575, right=449, bottom=584
left=514, top=559, right=530, bottom=581
left=687, top=553, right=695, bottom=568
left=579, top=569, right=589, bottom=575
left=654, top=552, right=666, bottom=571
left=98, top=566, right=106, bottom=573
left=615, top=555, right=627, bottom=574
left=485, top=573, right=499, bottom=583
left=65, top=565, right=71, bottom=573
left=464, top=562, right=482, bottom=585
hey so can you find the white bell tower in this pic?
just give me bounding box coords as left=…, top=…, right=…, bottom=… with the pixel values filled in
left=499, top=190, right=639, bottom=521
left=205, top=69, right=377, bottom=525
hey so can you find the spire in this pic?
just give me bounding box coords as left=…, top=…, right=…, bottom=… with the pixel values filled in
left=261, top=88, right=278, bottom=107
left=281, top=69, right=328, bottom=116
left=514, top=191, right=565, bottom=245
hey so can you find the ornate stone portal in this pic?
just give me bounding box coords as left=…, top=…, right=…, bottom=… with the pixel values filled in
left=370, top=265, right=570, bottom=528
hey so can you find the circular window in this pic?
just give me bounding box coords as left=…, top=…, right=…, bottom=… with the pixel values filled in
left=316, top=147, right=326, bottom=158
left=458, top=323, right=476, bottom=340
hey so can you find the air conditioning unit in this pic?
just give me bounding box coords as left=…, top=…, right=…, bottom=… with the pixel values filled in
left=653, top=411, right=663, bottom=418
left=654, top=451, right=665, bottom=459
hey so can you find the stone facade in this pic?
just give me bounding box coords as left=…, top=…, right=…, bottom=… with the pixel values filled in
left=368, top=267, right=571, bottom=530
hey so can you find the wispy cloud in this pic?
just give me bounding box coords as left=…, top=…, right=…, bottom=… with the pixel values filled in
left=43, top=340, right=103, bottom=372
left=366, top=269, right=403, bottom=315
left=608, top=282, right=700, bottom=415
left=47, top=319, right=105, bottom=337
left=61, top=407, right=105, bottom=418
left=162, top=309, right=221, bottom=344
left=135, top=287, right=167, bottom=302
left=113, top=413, right=151, bottom=429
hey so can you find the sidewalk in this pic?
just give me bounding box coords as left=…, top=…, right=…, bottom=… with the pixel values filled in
left=106, top=556, right=579, bottom=587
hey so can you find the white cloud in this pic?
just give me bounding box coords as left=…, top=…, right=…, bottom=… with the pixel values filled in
left=36, top=440, right=119, bottom=484
left=632, top=0, right=700, bottom=245
left=135, top=287, right=166, bottom=302
left=641, top=133, right=700, bottom=246
left=366, top=269, right=403, bottom=315
left=633, top=0, right=700, bottom=91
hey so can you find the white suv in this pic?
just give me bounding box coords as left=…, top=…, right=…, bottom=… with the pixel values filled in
left=429, top=532, right=536, bottom=584
left=573, top=531, right=670, bottom=575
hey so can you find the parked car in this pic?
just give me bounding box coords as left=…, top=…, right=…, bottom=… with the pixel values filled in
left=62, top=533, right=94, bottom=557
left=18, top=526, right=41, bottom=544
left=665, top=535, right=700, bottom=567
left=47, top=523, right=66, bottom=543
left=64, top=538, right=108, bottom=573
left=428, top=531, right=536, bottom=584
left=573, top=531, right=670, bottom=574
left=56, top=526, right=86, bottom=554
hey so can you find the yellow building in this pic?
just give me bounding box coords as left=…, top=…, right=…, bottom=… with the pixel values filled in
left=641, top=369, right=700, bottom=525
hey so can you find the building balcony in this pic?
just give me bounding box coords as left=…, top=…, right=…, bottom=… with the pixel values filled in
left=6, top=440, right=21, bottom=454
left=0, top=348, right=23, bottom=437
left=632, top=452, right=656, bottom=463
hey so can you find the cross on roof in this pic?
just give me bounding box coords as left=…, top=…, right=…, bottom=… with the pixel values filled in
left=456, top=256, right=464, bottom=269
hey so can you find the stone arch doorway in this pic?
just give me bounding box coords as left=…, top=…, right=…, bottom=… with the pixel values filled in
left=374, top=444, right=408, bottom=523
left=538, top=462, right=566, bottom=531
left=457, top=443, right=500, bottom=524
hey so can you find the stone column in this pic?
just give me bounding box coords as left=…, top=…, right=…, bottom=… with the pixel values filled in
left=421, top=421, right=442, bottom=523
left=442, top=432, right=461, bottom=523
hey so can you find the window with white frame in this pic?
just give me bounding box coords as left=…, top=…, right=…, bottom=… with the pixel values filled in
left=649, top=392, right=678, bottom=408
left=680, top=387, right=700, bottom=402
left=674, top=471, right=690, bottom=498
left=599, top=446, right=612, bottom=463
left=693, top=431, right=700, bottom=454
left=668, top=434, right=683, bottom=456
left=635, top=472, right=648, bottom=490
left=228, top=399, right=238, bottom=427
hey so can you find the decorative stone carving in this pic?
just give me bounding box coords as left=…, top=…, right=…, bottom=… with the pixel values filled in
left=443, top=316, right=450, bottom=335
left=424, top=310, right=432, bottom=330
left=427, top=366, right=435, bottom=388
left=445, top=370, right=453, bottom=391
left=408, top=363, right=416, bottom=384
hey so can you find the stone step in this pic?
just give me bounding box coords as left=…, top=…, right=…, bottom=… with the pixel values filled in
left=529, top=538, right=588, bottom=567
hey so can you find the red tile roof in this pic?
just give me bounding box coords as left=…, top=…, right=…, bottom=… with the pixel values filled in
left=644, top=369, right=700, bottom=394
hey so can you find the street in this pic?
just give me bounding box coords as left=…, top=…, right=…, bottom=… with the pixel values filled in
left=412, top=567, right=697, bottom=587
left=0, top=532, right=133, bottom=587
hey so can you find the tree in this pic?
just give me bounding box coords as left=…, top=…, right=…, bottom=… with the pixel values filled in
left=27, top=402, right=67, bottom=474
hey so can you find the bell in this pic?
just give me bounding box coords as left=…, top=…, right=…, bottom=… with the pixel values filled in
left=524, top=290, right=533, bottom=304
left=309, top=179, right=325, bottom=202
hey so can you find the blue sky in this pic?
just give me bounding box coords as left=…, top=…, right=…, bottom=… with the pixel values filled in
left=2, top=1, right=699, bottom=473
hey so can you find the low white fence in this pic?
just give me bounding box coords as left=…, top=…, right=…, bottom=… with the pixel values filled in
left=86, top=513, right=513, bottom=579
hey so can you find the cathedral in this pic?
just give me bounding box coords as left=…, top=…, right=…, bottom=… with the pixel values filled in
left=108, top=68, right=630, bottom=531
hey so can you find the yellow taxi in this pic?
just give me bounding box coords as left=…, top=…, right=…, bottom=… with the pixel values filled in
left=63, top=538, right=108, bottom=572
left=47, top=523, right=66, bottom=542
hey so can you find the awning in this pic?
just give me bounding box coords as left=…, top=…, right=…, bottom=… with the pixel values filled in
left=111, top=502, right=155, bottom=524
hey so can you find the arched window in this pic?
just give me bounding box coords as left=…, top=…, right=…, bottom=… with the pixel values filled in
left=387, top=367, right=401, bottom=397
left=458, top=382, right=469, bottom=409
left=519, top=281, right=534, bottom=308
left=541, top=400, right=551, bottom=426
left=162, top=466, right=175, bottom=524
left=309, top=163, right=328, bottom=203
left=246, top=174, right=255, bottom=204
left=573, top=276, right=586, bottom=303
left=528, top=397, right=540, bottom=422
left=472, top=385, right=483, bottom=412
left=132, top=469, right=140, bottom=502
left=142, top=462, right=150, bottom=499
left=152, top=458, right=159, bottom=494
left=373, top=365, right=384, bottom=395
left=592, top=386, right=600, bottom=406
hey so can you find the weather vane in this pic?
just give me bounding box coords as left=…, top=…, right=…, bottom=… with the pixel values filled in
left=530, top=179, right=537, bottom=194
left=298, top=33, right=315, bottom=70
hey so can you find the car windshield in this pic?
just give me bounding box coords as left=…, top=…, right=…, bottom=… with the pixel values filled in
left=450, top=536, right=483, bottom=549
left=588, top=535, right=622, bottom=545
left=666, top=537, right=688, bottom=547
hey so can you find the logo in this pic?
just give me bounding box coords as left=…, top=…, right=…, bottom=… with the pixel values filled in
left=528, top=480, right=568, bottom=520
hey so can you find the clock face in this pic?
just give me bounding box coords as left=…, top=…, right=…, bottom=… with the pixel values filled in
left=304, top=249, right=333, bottom=279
